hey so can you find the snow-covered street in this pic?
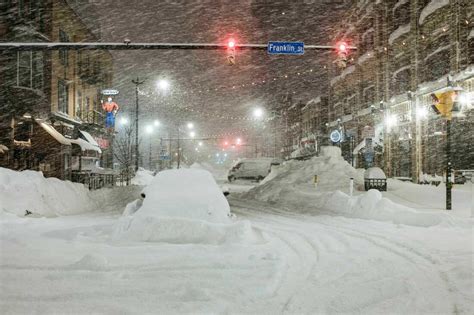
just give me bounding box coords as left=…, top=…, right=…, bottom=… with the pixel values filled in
left=1, top=191, right=472, bottom=314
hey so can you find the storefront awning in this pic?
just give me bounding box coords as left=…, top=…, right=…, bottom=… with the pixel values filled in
left=79, top=131, right=100, bottom=147
left=39, top=122, right=71, bottom=145
left=70, top=138, right=102, bottom=154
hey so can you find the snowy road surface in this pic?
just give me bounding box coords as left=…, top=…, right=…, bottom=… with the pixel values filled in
left=1, top=196, right=472, bottom=314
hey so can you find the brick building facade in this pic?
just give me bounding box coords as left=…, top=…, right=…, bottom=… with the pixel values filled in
left=280, top=0, right=473, bottom=182
left=0, top=0, right=114, bottom=179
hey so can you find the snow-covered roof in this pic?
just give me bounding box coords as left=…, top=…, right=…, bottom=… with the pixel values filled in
left=419, top=0, right=449, bottom=25
left=39, top=122, right=72, bottom=146
left=389, top=24, right=411, bottom=45
left=71, top=138, right=102, bottom=153
left=364, top=167, right=386, bottom=179
left=80, top=130, right=100, bottom=147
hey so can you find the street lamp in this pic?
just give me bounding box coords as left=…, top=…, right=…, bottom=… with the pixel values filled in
left=189, top=131, right=196, bottom=138
left=187, top=122, right=194, bottom=129
left=253, top=107, right=264, bottom=119
left=154, top=119, right=160, bottom=127
left=119, top=117, right=129, bottom=125
left=157, top=79, right=170, bottom=91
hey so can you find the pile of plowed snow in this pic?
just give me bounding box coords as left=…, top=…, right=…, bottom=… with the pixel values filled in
left=0, top=167, right=142, bottom=217
left=245, top=146, right=363, bottom=204
left=114, top=169, right=262, bottom=244
left=243, top=147, right=470, bottom=228
left=0, top=168, right=96, bottom=217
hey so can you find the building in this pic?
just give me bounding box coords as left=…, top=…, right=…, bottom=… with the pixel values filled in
left=0, top=0, right=114, bottom=180
left=325, top=0, right=473, bottom=181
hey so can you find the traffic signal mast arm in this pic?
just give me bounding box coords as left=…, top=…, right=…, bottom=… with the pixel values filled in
left=0, top=42, right=357, bottom=51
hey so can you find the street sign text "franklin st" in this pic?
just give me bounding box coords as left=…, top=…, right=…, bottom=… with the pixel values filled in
left=267, top=41, right=304, bottom=55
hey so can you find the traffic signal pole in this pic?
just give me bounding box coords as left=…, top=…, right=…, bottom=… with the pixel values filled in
left=446, top=119, right=452, bottom=210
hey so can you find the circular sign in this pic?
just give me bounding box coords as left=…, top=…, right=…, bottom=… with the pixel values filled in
left=330, top=130, right=342, bottom=143
left=101, top=89, right=119, bottom=96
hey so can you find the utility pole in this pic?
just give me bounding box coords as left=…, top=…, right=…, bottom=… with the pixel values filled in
left=132, top=77, right=145, bottom=172
left=446, top=119, right=452, bottom=210
left=177, top=125, right=181, bottom=169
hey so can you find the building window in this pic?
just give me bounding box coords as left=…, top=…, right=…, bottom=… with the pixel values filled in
left=59, top=30, right=69, bottom=66
left=17, top=51, right=43, bottom=90
left=58, top=80, right=69, bottom=114
left=17, top=51, right=31, bottom=87
left=76, top=90, right=82, bottom=118
left=32, top=52, right=43, bottom=90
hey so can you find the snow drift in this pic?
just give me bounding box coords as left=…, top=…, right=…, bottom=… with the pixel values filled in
left=243, top=147, right=470, bottom=228
left=0, top=167, right=142, bottom=217
left=0, top=167, right=96, bottom=216
left=114, top=169, right=261, bottom=244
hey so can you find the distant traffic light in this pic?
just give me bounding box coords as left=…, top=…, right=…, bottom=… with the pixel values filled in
left=227, top=38, right=236, bottom=65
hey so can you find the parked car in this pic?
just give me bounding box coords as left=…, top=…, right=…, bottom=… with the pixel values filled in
left=227, top=158, right=280, bottom=182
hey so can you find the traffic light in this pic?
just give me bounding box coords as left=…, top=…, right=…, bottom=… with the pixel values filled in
left=430, top=90, right=458, bottom=120
left=227, top=38, right=236, bottom=66
left=334, top=41, right=349, bottom=69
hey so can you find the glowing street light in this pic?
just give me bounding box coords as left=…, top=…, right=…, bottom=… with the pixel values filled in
left=236, top=138, right=242, bottom=145
left=385, top=114, right=398, bottom=129
left=416, top=107, right=428, bottom=120
left=189, top=131, right=196, bottom=138
left=198, top=141, right=203, bottom=146
left=157, top=79, right=170, bottom=91
left=187, top=122, right=194, bottom=129
left=119, top=117, right=129, bottom=125
left=145, top=125, right=154, bottom=134
left=253, top=107, right=264, bottom=119
left=154, top=120, right=160, bottom=127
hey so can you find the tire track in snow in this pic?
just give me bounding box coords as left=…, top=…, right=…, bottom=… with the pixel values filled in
left=231, top=198, right=459, bottom=313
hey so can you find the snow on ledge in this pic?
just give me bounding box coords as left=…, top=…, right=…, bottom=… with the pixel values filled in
left=419, top=0, right=449, bottom=25
left=389, top=24, right=411, bottom=45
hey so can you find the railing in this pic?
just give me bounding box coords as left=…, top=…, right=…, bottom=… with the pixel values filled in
left=72, top=169, right=134, bottom=190
left=79, top=110, right=104, bottom=126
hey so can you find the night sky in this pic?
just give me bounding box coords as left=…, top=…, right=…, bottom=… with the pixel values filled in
left=77, top=0, right=349, bottom=137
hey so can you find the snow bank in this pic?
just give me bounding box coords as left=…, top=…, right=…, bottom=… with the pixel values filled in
left=323, top=190, right=466, bottom=228
left=114, top=169, right=260, bottom=244
left=131, top=167, right=154, bottom=185
left=243, top=148, right=470, bottom=228
left=0, top=167, right=143, bottom=217
left=0, top=167, right=96, bottom=216
left=246, top=146, right=363, bottom=203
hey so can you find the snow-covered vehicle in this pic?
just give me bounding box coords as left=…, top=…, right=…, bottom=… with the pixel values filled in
left=227, top=158, right=281, bottom=182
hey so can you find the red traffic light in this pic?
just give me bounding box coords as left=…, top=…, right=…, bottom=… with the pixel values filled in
left=228, top=38, right=236, bottom=49
left=338, top=42, right=348, bottom=53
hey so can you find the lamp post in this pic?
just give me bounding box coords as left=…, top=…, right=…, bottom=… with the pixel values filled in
left=132, top=77, right=145, bottom=171
left=252, top=107, right=265, bottom=157
left=176, top=122, right=195, bottom=169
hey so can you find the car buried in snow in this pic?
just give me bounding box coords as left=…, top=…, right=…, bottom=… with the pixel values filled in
left=227, top=158, right=282, bottom=182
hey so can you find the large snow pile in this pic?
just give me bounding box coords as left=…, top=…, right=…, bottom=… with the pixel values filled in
left=131, top=167, right=154, bottom=185
left=243, top=147, right=470, bottom=228
left=323, top=189, right=467, bottom=228
left=246, top=146, right=363, bottom=203
left=0, top=167, right=96, bottom=216
left=114, top=169, right=260, bottom=244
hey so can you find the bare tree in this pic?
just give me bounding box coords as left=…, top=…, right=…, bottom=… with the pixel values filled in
left=114, top=125, right=135, bottom=185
